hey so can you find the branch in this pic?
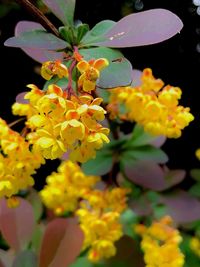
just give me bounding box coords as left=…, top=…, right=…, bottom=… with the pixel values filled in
left=15, top=0, right=60, bottom=37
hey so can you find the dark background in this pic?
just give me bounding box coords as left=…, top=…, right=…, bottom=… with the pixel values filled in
left=0, top=0, right=200, bottom=174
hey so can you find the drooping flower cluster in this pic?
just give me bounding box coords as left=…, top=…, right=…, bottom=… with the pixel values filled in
left=190, top=236, right=200, bottom=257
left=12, top=84, right=110, bottom=162
left=76, top=187, right=130, bottom=262
left=40, top=160, right=100, bottom=215
left=0, top=118, right=44, bottom=201
left=40, top=159, right=130, bottom=262
left=107, top=68, right=194, bottom=138
left=41, top=60, right=68, bottom=80
left=135, top=216, right=185, bottom=267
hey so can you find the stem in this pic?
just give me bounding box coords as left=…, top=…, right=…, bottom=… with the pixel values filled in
left=8, top=117, right=25, bottom=128
left=15, top=0, right=59, bottom=37
left=66, top=59, right=77, bottom=99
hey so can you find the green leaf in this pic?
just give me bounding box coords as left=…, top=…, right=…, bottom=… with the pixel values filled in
left=189, top=182, right=200, bottom=198
left=12, top=251, right=37, bottom=267
left=190, top=169, right=200, bottom=182
left=128, top=124, right=166, bottom=147
left=76, top=24, right=90, bottom=43
left=27, top=189, right=43, bottom=222
left=69, top=257, right=92, bottom=267
left=43, top=0, right=76, bottom=26
left=122, top=145, right=168, bottom=164
left=81, top=149, right=113, bottom=176
left=80, top=47, right=132, bottom=88
left=81, top=20, right=116, bottom=46
left=43, top=77, right=69, bottom=90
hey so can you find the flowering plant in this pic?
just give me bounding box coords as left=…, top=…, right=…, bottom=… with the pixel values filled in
left=0, top=1, right=200, bottom=267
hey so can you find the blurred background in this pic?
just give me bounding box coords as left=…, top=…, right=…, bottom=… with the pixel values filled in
left=0, top=0, right=199, bottom=173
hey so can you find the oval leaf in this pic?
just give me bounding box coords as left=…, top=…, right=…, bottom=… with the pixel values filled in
left=90, top=9, right=183, bottom=47
left=4, top=30, right=68, bottom=50
left=162, top=169, right=186, bottom=190
left=39, top=218, right=84, bottom=267
left=161, top=190, right=200, bottom=223
left=80, top=47, right=132, bottom=88
left=81, top=149, right=113, bottom=176
left=12, top=251, right=37, bottom=267
left=43, top=0, right=76, bottom=26
left=13, top=21, right=65, bottom=62
left=81, top=20, right=116, bottom=45
left=16, top=92, right=29, bottom=104
left=0, top=198, right=35, bottom=251
left=124, top=160, right=166, bottom=191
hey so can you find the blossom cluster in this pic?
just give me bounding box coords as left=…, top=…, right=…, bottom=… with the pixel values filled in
left=40, top=159, right=130, bottom=262
left=12, top=84, right=109, bottom=162
left=135, top=216, right=185, bottom=267
left=107, top=68, right=194, bottom=138
left=0, top=118, right=44, bottom=203
left=190, top=236, right=200, bottom=257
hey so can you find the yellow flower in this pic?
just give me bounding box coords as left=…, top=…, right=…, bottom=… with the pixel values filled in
left=41, top=60, right=68, bottom=80
left=135, top=216, right=185, bottom=267
left=77, top=58, right=109, bottom=92
left=190, top=237, right=200, bottom=257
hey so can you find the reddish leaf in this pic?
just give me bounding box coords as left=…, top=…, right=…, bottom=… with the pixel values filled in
left=39, top=218, right=84, bottom=267
left=161, top=190, right=200, bottom=223
left=0, top=197, right=35, bottom=251
left=92, top=9, right=183, bottom=47
left=124, top=160, right=166, bottom=191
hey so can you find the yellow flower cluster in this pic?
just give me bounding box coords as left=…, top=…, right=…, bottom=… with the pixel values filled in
left=0, top=118, right=44, bottom=200
left=190, top=237, right=200, bottom=257
left=40, top=160, right=100, bottom=215
left=107, top=68, right=194, bottom=138
left=12, top=84, right=109, bottom=162
left=135, top=216, right=185, bottom=267
left=76, top=187, right=130, bottom=262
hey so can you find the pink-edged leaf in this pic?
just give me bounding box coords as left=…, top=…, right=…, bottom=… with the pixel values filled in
left=43, top=0, right=76, bottom=26
left=162, top=168, right=186, bottom=190
left=0, top=197, right=35, bottom=251
left=131, top=69, right=142, bottom=87
left=148, top=135, right=166, bottom=148
left=161, top=190, right=200, bottom=224
left=4, top=30, right=68, bottom=50
left=16, top=92, right=29, bottom=104
left=13, top=21, right=65, bottom=63
left=89, top=9, right=183, bottom=48
left=124, top=160, right=166, bottom=191
left=0, top=249, right=14, bottom=267
left=39, top=218, right=84, bottom=267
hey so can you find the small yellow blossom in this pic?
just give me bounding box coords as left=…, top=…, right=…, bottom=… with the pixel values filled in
left=77, top=58, right=109, bottom=93
left=107, top=68, right=194, bottom=138
left=41, top=60, right=68, bottom=80
left=135, top=216, right=185, bottom=267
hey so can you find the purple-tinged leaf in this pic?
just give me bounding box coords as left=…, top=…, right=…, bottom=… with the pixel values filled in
left=161, top=190, right=200, bottom=224
left=43, top=0, right=76, bottom=26
left=130, top=195, right=152, bottom=216
left=13, top=21, right=65, bottom=63
left=124, top=160, right=166, bottom=191
left=12, top=251, right=37, bottom=267
left=80, top=47, right=132, bottom=88
left=87, top=9, right=183, bottom=48
left=148, top=135, right=166, bottom=148
left=0, top=197, right=35, bottom=251
left=4, top=30, right=68, bottom=50
left=16, top=92, right=29, bottom=104
left=131, top=69, right=142, bottom=87
left=162, top=168, right=186, bottom=190
left=39, top=218, right=84, bottom=267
